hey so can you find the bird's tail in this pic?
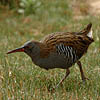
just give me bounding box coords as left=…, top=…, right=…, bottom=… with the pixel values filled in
left=77, top=23, right=93, bottom=38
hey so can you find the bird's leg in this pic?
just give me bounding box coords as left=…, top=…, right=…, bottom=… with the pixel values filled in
left=56, top=69, right=70, bottom=88
left=49, top=69, right=70, bottom=92
left=77, top=61, right=88, bottom=81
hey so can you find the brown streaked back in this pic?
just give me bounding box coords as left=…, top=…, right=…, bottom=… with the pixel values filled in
left=40, top=23, right=94, bottom=58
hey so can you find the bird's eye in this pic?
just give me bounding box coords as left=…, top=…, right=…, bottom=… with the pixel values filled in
left=24, top=46, right=29, bottom=49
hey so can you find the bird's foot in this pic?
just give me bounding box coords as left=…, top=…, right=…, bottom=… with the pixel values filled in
left=47, top=83, right=57, bottom=93
left=82, top=76, right=89, bottom=81
left=82, top=77, right=89, bottom=84
left=47, top=83, right=63, bottom=93
left=79, top=77, right=89, bottom=85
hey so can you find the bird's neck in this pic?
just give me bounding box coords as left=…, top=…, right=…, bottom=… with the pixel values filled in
left=30, top=41, right=48, bottom=61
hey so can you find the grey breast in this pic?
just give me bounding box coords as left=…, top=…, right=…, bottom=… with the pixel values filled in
left=35, top=44, right=79, bottom=69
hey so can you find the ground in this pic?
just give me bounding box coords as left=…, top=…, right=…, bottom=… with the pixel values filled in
left=0, top=0, right=100, bottom=100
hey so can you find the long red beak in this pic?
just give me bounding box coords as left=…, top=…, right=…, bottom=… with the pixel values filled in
left=7, top=47, right=24, bottom=54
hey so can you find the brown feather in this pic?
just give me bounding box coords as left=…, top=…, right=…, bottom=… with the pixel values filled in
left=40, top=24, right=94, bottom=58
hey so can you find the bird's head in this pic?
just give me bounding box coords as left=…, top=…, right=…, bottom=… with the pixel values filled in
left=7, top=40, right=40, bottom=58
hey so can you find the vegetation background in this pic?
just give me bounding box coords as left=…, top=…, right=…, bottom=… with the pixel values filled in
left=0, top=0, right=100, bottom=99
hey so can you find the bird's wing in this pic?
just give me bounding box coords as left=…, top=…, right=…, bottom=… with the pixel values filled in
left=42, top=23, right=93, bottom=44
left=40, top=23, right=94, bottom=58
left=40, top=32, right=93, bottom=58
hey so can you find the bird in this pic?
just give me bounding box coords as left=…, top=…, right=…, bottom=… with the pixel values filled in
left=7, top=23, right=94, bottom=88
